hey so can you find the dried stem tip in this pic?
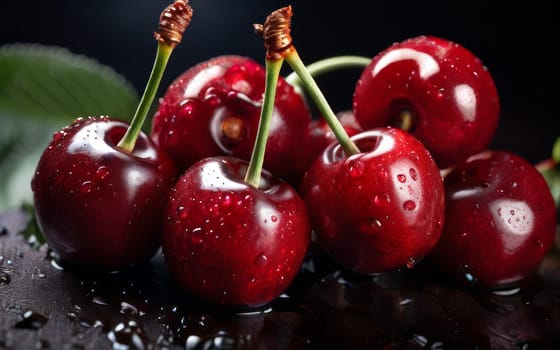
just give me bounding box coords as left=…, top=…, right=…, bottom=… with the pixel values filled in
left=253, top=5, right=294, bottom=60
left=154, top=0, right=193, bottom=47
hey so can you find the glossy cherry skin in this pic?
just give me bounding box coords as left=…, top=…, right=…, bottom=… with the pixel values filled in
left=353, top=35, right=500, bottom=168
left=305, top=110, right=362, bottom=169
left=429, top=150, right=557, bottom=288
left=162, top=156, right=310, bottom=308
left=151, top=55, right=312, bottom=186
left=31, top=117, right=177, bottom=271
left=300, top=127, right=445, bottom=274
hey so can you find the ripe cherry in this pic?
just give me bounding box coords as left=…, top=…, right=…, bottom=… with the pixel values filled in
left=31, top=0, right=192, bottom=270
left=161, top=17, right=310, bottom=308
left=353, top=35, right=500, bottom=168
left=301, top=127, right=445, bottom=273
left=150, top=54, right=312, bottom=187
left=429, top=150, right=557, bottom=288
left=162, top=156, right=310, bottom=308
left=261, top=6, right=445, bottom=274
left=32, top=117, right=177, bottom=269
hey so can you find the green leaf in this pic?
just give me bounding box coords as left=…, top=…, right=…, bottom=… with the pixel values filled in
left=0, top=43, right=139, bottom=210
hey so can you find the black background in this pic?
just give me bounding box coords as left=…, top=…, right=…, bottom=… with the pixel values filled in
left=0, top=0, right=555, bottom=164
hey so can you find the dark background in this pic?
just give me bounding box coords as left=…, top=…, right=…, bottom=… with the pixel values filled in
left=0, top=0, right=555, bottom=164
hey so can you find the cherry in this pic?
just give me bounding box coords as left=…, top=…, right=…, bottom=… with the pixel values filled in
left=161, top=15, right=310, bottom=308
left=352, top=35, right=500, bottom=168
left=261, top=6, right=445, bottom=274
left=31, top=0, right=192, bottom=270
left=150, top=54, right=312, bottom=187
left=162, top=156, right=310, bottom=307
left=301, top=127, right=445, bottom=273
left=31, top=117, right=176, bottom=269
left=429, top=150, right=557, bottom=288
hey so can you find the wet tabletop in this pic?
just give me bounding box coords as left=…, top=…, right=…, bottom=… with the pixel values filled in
left=1, top=207, right=560, bottom=349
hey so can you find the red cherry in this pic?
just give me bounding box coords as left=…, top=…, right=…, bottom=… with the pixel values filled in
left=30, top=0, right=191, bottom=270
left=150, top=55, right=312, bottom=186
left=32, top=117, right=177, bottom=270
left=300, top=127, right=445, bottom=274
left=429, top=150, right=557, bottom=288
left=353, top=35, right=500, bottom=168
left=161, top=156, right=310, bottom=307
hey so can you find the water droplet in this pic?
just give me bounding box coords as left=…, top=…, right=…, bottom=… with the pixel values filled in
left=14, top=310, right=49, bottom=329
left=95, top=166, right=109, bottom=180
left=80, top=181, right=93, bottom=194
left=0, top=271, right=10, bottom=285
left=177, top=206, right=188, bottom=220
left=347, top=159, right=365, bottom=178
left=459, top=265, right=478, bottom=286
left=409, top=168, right=418, bottom=181
left=397, top=174, right=406, bottom=183
left=254, top=253, right=268, bottom=267
left=271, top=215, right=278, bottom=223
left=92, top=296, right=109, bottom=305
left=360, top=218, right=382, bottom=235
left=403, top=200, right=416, bottom=211
left=406, top=258, right=416, bottom=269
left=191, top=227, right=203, bottom=244
left=374, top=193, right=390, bottom=206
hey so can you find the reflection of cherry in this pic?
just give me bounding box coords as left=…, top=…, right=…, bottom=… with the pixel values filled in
left=31, top=0, right=192, bottom=270
left=151, top=54, right=312, bottom=186
left=353, top=35, right=500, bottom=168
left=161, top=24, right=310, bottom=307
left=429, top=150, right=557, bottom=288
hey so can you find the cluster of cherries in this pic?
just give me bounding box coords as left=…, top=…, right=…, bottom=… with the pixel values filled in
left=30, top=2, right=557, bottom=309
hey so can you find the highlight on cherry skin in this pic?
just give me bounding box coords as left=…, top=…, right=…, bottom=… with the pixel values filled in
left=31, top=117, right=177, bottom=270
left=428, top=150, right=557, bottom=289
left=161, top=156, right=310, bottom=308
left=150, top=54, right=312, bottom=187
left=300, top=127, right=445, bottom=275
left=353, top=35, right=500, bottom=168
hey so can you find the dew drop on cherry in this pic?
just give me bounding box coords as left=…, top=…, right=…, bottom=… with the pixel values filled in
left=360, top=218, right=383, bottom=235
left=347, top=159, right=365, bottom=178
left=403, top=200, right=416, bottom=211
left=95, top=166, right=109, bottom=180
left=254, top=253, right=268, bottom=267
left=409, top=168, right=418, bottom=181
left=191, top=227, right=203, bottom=244
left=374, top=193, right=390, bottom=206
left=406, top=257, right=416, bottom=269
left=80, top=181, right=93, bottom=194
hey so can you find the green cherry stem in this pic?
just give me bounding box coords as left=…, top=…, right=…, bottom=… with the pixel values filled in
left=117, top=0, right=193, bottom=152
left=244, top=59, right=284, bottom=187
left=117, top=44, right=173, bottom=152
left=284, top=55, right=371, bottom=91
left=285, top=50, right=361, bottom=156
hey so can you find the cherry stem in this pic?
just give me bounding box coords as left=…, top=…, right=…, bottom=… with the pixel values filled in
left=244, top=58, right=284, bottom=188
left=117, top=0, right=192, bottom=152
left=285, top=55, right=371, bottom=92
left=285, top=50, right=361, bottom=156
left=117, top=43, right=173, bottom=152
